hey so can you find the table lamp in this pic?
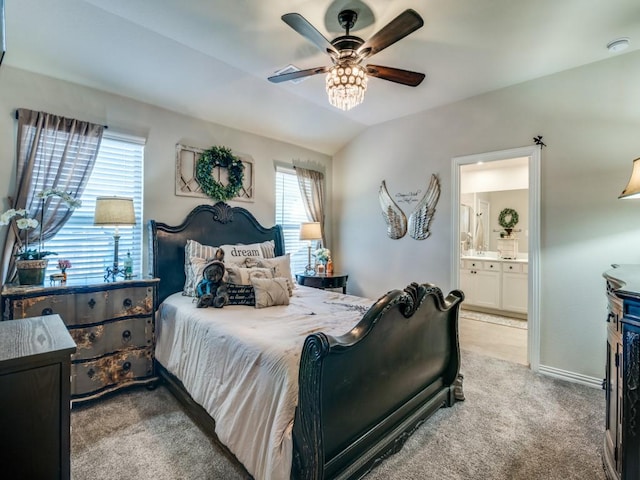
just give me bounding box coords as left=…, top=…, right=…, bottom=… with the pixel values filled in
left=299, top=222, right=322, bottom=275
left=94, top=196, right=136, bottom=282
left=619, top=158, right=640, bottom=200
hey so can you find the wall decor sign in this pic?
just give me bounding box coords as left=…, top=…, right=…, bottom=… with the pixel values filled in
left=379, top=174, right=441, bottom=240
left=175, top=143, right=254, bottom=202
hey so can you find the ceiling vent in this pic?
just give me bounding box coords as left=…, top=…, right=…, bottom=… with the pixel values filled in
left=273, top=64, right=306, bottom=84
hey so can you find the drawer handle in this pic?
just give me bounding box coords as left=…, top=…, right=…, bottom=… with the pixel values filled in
left=122, top=361, right=132, bottom=372
left=88, top=298, right=96, bottom=309
left=509, top=266, right=513, bottom=270
left=123, top=298, right=133, bottom=308
left=122, top=330, right=132, bottom=341
left=489, top=265, right=493, bottom=268
left=87, top=368, right=95, bottom=378
left=88, top=332, right=97, bottom=342
left=41, top=307, right=53, bottom=315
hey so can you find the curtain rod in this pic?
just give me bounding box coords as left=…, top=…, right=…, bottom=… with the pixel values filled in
left=14, top=110, right=108, bottom=128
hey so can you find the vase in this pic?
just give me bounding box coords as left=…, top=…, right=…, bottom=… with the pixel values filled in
left=16, top=259, right=49, bottom=286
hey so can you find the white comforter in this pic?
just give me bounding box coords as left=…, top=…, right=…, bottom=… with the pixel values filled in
left=155, top=285, right=373, bottom=480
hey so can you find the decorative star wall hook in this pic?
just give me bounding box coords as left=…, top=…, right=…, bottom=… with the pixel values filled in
left=533, top=135, right=546, bottom=148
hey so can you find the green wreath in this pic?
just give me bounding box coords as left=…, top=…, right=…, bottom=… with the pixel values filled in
left=196, top=146, right=244, bottom=201
left=498, top=208, right=519, bottom=229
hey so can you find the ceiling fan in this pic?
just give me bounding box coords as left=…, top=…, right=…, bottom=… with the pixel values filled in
left=268, top=9, right=425, bottom=110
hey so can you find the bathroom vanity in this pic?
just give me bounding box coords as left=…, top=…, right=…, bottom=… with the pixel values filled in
left=460, top=251, right=528, bottom=316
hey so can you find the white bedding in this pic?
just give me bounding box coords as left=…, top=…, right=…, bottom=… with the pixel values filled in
left=155, top=285, right=373, bottom=480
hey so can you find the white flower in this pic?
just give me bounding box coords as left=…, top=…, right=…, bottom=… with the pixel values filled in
left=314, top=248, right=331, bottom=262
left=16, top=218, right=39, bottom=230
left=37, top=189, right=82, bottom=209
left=0, top=209, right=30, bottom=226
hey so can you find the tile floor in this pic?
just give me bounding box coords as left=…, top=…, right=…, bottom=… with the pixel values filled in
left=459, top=308, right=528, bottom=365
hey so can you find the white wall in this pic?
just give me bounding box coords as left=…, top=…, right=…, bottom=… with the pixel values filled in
left=334, top=50, right=640, bottom=380
left=0, top=66, right=332, bottom=274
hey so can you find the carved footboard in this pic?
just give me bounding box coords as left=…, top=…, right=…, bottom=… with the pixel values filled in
left=292, top=283, right=464, bottom=480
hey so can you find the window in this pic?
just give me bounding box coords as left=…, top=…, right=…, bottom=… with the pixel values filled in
left=44, top=132, right=144, bottom=280
left=275, top=167, right=312, bottom=273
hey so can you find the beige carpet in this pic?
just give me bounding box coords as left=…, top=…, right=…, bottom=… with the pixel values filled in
left=71, top=350, right=605, bottom=480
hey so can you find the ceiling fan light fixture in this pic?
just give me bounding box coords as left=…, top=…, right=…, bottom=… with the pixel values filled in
left=326, top=63, right=367, bottom=111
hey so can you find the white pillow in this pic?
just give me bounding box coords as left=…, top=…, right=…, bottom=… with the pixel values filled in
left=257, top=254, right=294, bottom=296
left=220, top=243, right=265, bottom=265
left=226, top=266, right=274, bottom=285
left=252, top=277, right=290, bottom=309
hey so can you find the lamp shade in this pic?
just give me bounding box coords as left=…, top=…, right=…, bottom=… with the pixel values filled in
left=94, top=196, right=136, bottom=225
left=619, top=158, right=640, bottom=200
left=299, top=222, right=322, bottom=241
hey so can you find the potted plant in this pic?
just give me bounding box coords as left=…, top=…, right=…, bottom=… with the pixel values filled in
left=0, top=189, right=81, bottom=285
left=314, top=247, right=331, bottom=274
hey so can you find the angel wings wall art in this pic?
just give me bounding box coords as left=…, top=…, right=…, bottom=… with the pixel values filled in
left=379, top=174, right=441, bottom=240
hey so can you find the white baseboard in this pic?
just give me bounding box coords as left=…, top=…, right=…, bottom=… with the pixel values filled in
left=538, top=364, right=602, bottom=389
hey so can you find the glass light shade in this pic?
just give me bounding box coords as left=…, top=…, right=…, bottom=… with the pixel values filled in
left=325, top=63, right=367, bottom=111
left=619, top=158, right=640, bottom=200
left=94, top=196, right=136, bottom=225
left=299, top=222, right=322, bottom=240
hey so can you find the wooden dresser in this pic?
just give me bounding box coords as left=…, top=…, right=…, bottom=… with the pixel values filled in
left=0, top=314, right=76, bottom=479
left=603, top=265, right=640, bottom=480
left=1, top=278, right=159, bottom=404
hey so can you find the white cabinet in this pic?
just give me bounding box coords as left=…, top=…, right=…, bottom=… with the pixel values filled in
left=460, top=260, right=501, bottom=309
left=460, top=259, right=528, bottom=314
left=501, top=262, right=528, bottom=313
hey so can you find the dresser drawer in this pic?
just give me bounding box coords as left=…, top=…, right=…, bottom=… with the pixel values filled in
left=71, top=348, right=153, bottom=398
left=503, top=262, right=523, bottom=273
left=69, top=316, right=153, bottom=361
left=11, top=286, right=154, bottom=326
left=483, top=261, right=501, bottom=272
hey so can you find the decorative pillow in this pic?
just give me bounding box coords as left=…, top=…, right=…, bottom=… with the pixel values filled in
left=251, top=277, right=290, bottom=309
left=259, top=240, right=276, bottom=258
left=226, top=283, right=256, bottom=306
left=226, top=266, right=274, bottom=285
left=183, top=239, right=276, bottom=296
left=221, top=243, right=265, bottom=264
left=184, top=240, right=220, bottom=296
left=256, top=255, right=294, bottom=296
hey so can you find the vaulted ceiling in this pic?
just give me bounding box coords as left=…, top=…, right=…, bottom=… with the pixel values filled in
left=4, top=0, right=640, bottom=154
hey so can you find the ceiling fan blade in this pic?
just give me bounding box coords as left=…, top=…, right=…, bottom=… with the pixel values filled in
left=357, top=9, right=424, bottom=60
left=282, top=13, right=339, bottom=57
left=268, top=66, right=328, bottom=83
left=366, top=65, right=425, bottom=87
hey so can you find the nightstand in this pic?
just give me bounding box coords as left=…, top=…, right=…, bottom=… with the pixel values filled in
left=0, top=314, right=76, bottom=479
left=1, top=278, right=159, bottom=405
left=295, top=272, right=349, bottom=294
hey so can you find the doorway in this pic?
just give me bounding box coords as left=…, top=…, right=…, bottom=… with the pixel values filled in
left=452, top=146, right=541, bottom=371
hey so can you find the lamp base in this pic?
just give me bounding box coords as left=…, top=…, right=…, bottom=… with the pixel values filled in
left=304, top=264, right=316, bottom=276
left=105, top=264, right=124, bottom=283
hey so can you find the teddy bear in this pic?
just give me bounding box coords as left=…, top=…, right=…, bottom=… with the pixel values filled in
left=196, top=248, right=229, bottom=308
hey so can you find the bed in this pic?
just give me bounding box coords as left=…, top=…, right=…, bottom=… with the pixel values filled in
left=148, top=202, right=464, bottom=480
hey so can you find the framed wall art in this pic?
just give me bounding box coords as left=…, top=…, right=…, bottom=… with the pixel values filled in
left=175, top=143, right=255, bottom=202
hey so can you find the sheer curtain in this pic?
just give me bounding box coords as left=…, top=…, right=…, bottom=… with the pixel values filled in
left=1, top=108, right=104, bottom=283
left=294, top=166, right=326, bottom=246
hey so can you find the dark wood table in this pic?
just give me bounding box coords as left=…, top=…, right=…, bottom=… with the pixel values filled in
left=295, top=272, right=348, bottom=294
left=0, top=314, right=76, bottom=479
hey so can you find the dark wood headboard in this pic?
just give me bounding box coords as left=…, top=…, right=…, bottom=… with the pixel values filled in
left=148, top=202, right=285, bottom=304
